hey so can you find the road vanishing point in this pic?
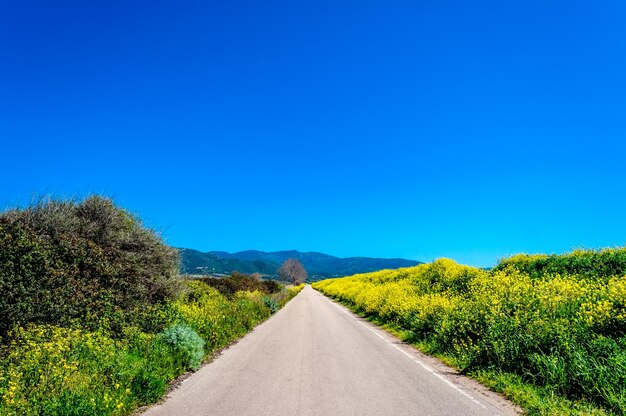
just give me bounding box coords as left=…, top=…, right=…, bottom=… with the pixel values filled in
left=143, top=286, right=519, bottom=416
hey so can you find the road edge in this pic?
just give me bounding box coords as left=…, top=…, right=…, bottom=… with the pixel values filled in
left=313, top=288, right=523, bottom=416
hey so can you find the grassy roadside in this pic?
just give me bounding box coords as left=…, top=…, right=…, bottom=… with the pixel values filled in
left=0, top=281, right=304, bottom=416
left=313, top=251, right=626, bottom=415
left=330, top=300, right=609, bottom=415
left=0, top=196, right=305, bottom=416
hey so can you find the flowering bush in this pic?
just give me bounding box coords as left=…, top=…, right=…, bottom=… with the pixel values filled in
left=0, top=325, right=136, bottom=415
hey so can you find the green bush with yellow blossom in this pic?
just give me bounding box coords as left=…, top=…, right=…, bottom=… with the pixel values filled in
left=313, top=250, right=626, bottom=415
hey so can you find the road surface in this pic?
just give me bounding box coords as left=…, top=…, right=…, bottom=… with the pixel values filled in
left=143, top=286, right=519, bottom=416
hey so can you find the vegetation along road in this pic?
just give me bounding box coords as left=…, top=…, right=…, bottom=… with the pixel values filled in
left=143, top=285, right=518, bottom=416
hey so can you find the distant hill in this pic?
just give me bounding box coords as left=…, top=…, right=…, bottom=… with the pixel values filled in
left=178, top=248, right=422, bottom=281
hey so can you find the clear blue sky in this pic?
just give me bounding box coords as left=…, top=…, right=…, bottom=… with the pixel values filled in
left=1, top=1, right=625, bottom=267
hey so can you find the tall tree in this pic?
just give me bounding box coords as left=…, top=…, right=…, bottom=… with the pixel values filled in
left=278, top=258, right=307, bottom=285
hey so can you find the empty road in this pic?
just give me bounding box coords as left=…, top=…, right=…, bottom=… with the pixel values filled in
left=143, top=286, right=518, bottom=416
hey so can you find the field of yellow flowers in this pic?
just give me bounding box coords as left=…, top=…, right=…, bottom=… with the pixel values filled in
left=313, top=249, right=626, bottom=415
left=0, top=281, right=304, bottom=416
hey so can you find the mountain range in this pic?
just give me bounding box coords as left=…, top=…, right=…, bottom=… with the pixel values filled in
left=179, top=248, right=422, bottom=281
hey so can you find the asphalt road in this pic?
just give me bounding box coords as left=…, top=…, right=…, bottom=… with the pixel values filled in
left=142, top=286, right=519, bottom=416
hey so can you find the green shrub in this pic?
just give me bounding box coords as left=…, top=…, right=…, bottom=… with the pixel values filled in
left=494, top=248, right=626, bottom=281
left=158, top=324, right=205, bottom=370
left=261, top=279, right=283, bottom=294
left=0, top=196, right=180, bottom=337
left=199, top=272, right=283, bottom=299
left=262, top=296, right=279, bottom=314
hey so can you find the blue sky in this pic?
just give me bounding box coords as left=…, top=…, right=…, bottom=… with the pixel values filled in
left=1, top=1, right=625, bottom=267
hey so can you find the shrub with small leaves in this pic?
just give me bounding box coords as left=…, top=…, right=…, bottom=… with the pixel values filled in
left=0, top=196, right=180, bottom=337
left=263, top=296, right=279, bottom=314
left=199, top=272, right=283, bottom=299
left=157, top=324, right=205, bottom=370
